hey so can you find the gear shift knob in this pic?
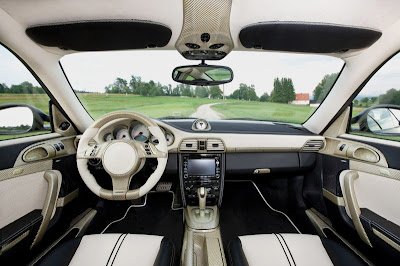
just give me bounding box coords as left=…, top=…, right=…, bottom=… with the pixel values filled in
left=197, top=187, right=207, bottom=211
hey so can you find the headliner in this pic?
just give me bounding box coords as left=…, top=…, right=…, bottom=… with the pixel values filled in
left=1, top=0, right=399, bottom=57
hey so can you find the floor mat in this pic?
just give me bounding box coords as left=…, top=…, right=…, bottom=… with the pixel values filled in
left=103, top=192, right=183, bottom=266
left=220, top=181, right=299, bottom=250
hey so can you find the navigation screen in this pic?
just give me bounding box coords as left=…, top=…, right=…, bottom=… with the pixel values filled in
left=187, top=159, right=215, bottom=176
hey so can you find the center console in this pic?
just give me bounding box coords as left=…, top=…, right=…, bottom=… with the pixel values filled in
left=179, top=153, right=225, bottom=206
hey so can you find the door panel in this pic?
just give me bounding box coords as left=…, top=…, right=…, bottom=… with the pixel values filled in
left=312, top=135, right=400, bottom=263
left=0, top=169, right=61, bottom=229
left=340, top=169, right=400, bottom=227
left=0, top=134, right=80, bottom=263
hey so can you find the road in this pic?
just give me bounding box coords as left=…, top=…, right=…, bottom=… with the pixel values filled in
left=191, top=103, right=223, bottom=119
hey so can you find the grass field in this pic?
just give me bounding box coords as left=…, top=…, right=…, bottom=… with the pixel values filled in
left=76, top=93, right=225, bottom=119
left=212, top=100, right=317, bottom=124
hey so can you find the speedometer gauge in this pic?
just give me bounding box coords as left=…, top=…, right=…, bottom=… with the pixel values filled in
left=131, top=123, right=150, bottom=142
left=115, top=128, right=130, bottom=140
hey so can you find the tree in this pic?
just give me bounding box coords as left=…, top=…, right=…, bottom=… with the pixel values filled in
left=209, top=85, right=223, bottom=99
left=230, top=83, right=258, bottom=101
left=181, top=84, right=192, bottom=97
left=378, top=88, right=400, bottom=105
left=0, top=83, right=7, bottom=93
left=172, top=85, right=181, bottom=96
left=260, top=92, right=269, bottom=102
left=246, top=86, right=258, bottom=101
left=313, top=73, right=338, bottom=102
left=361, top=97, right=369, bottom=106
left=195, top=86, right=209, bottom=98
left=370, top=97, right=378, bottom=103
left=353, top=99, right=359, bottom=107
left=270, top=77, right=295, bottom=103
left=107, top=78, right=129, bottom=94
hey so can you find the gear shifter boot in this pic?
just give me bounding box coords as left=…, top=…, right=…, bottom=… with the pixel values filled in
left=191, top=187, right=213, bottom=223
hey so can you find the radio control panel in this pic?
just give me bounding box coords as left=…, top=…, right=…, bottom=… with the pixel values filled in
left=179, top=153, right=224, bottom=206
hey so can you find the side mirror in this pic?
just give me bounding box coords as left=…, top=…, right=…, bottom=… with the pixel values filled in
left=172, top=64, right=233, bottom=86
left=0, top=104, right=50, bottom=135
left=351, top=105, right=400, bottom=135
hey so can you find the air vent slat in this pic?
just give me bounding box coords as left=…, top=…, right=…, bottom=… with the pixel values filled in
left=301, top=140, right=324, bottom=152
left=206, top=139, right=224, bottom=151
left=180, top=139, right=198, bottom=151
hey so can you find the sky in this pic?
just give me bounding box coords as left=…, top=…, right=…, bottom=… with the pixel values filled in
left=1, top=45, right=399, bottom=98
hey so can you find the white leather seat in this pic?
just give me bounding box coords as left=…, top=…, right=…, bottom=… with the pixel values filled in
left=37, top=234, right=174, bottom=266
left=228, top=234, right=366, bottom=266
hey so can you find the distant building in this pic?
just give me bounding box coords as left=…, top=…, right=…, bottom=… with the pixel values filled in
left=291, top=93, right=310, bottom=105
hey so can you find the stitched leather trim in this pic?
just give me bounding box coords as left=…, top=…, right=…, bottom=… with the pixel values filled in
left=105, top=234, right=124, bottom=266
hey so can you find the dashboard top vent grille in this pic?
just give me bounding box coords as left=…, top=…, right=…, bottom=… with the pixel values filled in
left=180, top=139, right=198, bottom=152
left=302, top=140, right=324, bottom=152
left=207, top=139, right=225, bottom=151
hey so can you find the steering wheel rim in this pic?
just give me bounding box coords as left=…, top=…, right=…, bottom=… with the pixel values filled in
left=76, top=111, right=168, bottom=200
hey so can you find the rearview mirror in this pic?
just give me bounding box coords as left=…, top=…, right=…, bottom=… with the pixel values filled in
left=172, top=64, right=233, bottom=86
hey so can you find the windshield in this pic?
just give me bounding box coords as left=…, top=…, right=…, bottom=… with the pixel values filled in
left=60, top=51, right=343, bottom=124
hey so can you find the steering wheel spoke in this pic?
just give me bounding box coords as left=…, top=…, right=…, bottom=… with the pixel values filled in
left=76, top=142, right=107, bottom=160
left=108, top=173, right=133, bottom=200
left=133, top=141, right=167, bottom=159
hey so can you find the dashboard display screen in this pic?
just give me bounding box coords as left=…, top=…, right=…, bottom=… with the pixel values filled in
left=187, top=159, right=215, bottom=176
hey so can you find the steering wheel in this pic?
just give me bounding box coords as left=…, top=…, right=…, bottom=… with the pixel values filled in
left=76, top=111, right=168, bottom=200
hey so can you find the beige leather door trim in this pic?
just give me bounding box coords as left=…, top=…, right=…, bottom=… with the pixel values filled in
left=56, top=188, right=79, bottom=207
left=342, top=171, right=372, bottom=247
left=31, top=171, right=59, bottom=248
left=322, top=188, right=345, bottom=206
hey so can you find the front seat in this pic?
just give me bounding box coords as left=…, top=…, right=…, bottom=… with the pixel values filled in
left=37, top=234, right=174, bottom=266
left=228, top=234, right=366, bottom=266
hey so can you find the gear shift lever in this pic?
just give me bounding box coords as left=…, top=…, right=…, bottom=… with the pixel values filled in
left=197, top=187, right=207, bottom=216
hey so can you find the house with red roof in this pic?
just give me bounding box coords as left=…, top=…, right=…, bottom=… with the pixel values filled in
left=291, top=93, right=310, bottom=105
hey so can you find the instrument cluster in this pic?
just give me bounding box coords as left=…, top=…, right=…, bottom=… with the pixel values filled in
left=102, top=121, right=174, bottom=146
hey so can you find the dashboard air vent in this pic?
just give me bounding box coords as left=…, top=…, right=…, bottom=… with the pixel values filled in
left=302, top=140, right=324, bottom=152
left=207, top=139, right=225, bottom=151
left=180, top=139, right=198, bottom=152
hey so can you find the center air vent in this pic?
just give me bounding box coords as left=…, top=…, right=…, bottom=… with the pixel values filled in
left=302, top=140, right=325, bottom=152
left=207, top=139, right=225, bottom=151
left=180, top=139, right=198, bottom=152
left=180, top=139, right=225, bottom=152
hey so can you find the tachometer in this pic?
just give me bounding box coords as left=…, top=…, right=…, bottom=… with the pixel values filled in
left=114, top=128, right=130, bottom=140
left=131, top=123, right=150, bottom=142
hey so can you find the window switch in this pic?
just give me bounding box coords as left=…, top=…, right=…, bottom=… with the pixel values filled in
left=339, top=144, right=346, bottom=151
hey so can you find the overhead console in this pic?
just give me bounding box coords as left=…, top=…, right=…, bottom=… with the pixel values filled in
left=175, top=0, right=234, bottom=60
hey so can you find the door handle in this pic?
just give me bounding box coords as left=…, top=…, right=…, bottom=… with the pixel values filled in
left=343, top=171, right=372, bottom=247
left=30, top=171, right=59, bottom=248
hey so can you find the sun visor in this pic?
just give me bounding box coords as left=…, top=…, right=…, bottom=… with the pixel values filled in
left=26, top=20, right=172, bottom=51
left=239, top=22, right=382, bottom=53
